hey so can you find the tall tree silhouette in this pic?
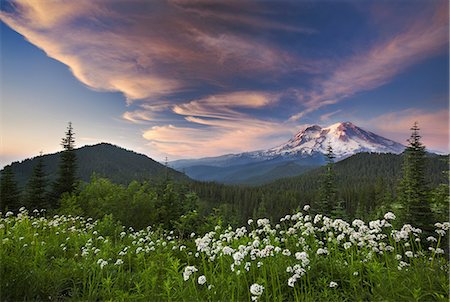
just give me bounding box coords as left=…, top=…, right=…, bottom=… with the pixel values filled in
left=398, top=122, right=432, bottom=232
left=318, top=144, right=337, bottom=215
left=51, top=122, right=77, bottom=208
left=0, top=165, right=20, bottom=211
left=24, top=154, right=48, bottom=209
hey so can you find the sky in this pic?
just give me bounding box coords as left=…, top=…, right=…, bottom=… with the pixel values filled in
left=0, top=0, right=448, bottom=167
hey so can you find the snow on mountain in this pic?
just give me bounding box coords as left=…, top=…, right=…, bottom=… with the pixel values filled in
left=171, top=122, right=405, bottom=169
left=257, top=121, right=405, bottom=159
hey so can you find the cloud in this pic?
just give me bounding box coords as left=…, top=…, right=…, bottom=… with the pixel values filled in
left=143, top=121, right=292, bottom=158
left=1, top=0, right=310, bottom=104
left=141, top=91, right=292, bottom=157
left=1, top=0, right=447, bottom=159
left=173, top=91, right=279, bottom=119
left=170, top=0, right=317, bottom=34
left=363, top=109, right=449, bottom=153
left=289, top=1, right=448, bottom=121
left=319, top=110, right=342, bottom=122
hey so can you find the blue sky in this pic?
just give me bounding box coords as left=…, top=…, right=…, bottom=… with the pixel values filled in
left=1, top=0, right=448, bottom=166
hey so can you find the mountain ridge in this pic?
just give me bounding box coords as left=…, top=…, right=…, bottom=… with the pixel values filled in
left=170, top=121, right=406, bottom=183
left=3, top=143, right=189, bottom=188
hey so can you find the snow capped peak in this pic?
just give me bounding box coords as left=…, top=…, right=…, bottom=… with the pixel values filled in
left=263, top=122, right=405, bottom=159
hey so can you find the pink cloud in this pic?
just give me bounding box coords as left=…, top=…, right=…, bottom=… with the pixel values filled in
left=1, top=0, right=309, bottom=104
left=173, top=91, right=279, bottom=119
left=289, top=1, right=448, bottom=121
left=363, top=109, right=449, bottom=153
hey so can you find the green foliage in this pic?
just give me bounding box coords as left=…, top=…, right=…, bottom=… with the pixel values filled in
left=430, top=182, right=449, bottom=223
left=0, top=165, right=20, bottom=212
left=60, top=177, right=201, bottom=231
left=318, top=145, right=337, bottom=215
left=51, top=122, right=78, bottom=208
left=397, top=122, right=434, bottom=232
left=23, top=156, right=48, bottom=210
left=1, top=208, right=448, bottom=301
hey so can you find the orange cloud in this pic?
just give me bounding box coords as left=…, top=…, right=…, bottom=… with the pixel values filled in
left=143, top=121, right=293, bottom=158
left=141, top=91, right=293, bottom=158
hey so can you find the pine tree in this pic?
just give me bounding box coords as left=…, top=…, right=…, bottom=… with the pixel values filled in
left=398, top=122, right=433, bottom=232
left=24, top=155, right=48, bottom=210
left=51, top=122, right=77, bottom=208
left=0, top=165, right=20, bottom=212
left=318, top=144, right=337, bottom=216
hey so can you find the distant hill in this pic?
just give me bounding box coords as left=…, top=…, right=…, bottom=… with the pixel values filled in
left=4, top=143, right=189, bottom=188
left=265, top=152, right=448, bottom=191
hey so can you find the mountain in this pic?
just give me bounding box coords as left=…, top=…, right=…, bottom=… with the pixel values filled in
left=4, top=143, right=189, bottom=188
left=259, top=121, right=405, bottom=159
left=171, top=122, right=405, bottom=184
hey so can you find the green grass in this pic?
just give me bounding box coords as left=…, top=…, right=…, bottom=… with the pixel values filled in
left=1, top=208, right=448, bottom=301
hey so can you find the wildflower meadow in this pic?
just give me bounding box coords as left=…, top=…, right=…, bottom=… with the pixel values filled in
left=1, top=207, right=448, bottom=301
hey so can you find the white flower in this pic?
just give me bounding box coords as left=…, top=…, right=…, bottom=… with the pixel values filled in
left=198, top=275, right=206, bottom=285
left=250, top=283, right=264, bottom=296
left=426, top=236, right=437, bottom=242
left=435, top=248, right=444, bottom=254
left=329, top=281, right=338, bottom=288
left=288, top=275, right=298, bottom=287
left=183, top=266, right=198, bottom=281
left=384, top=212, right=396, bottom=220
left=353, top=271, right=359, bottom=276
left=405, top=251, right=413, bottom=258
left=303, top=205, right=310, bottom=211
left=248, top=219, right=254, bottom=225
left=436, top=229, right=445, bottom=236
left=114, top=259, right=124, bottom=265
left=397, top=261, right=409, bottom=271
left=257, top=218, right=270, bottom=227
left=317, top=248, right=329, bottom=255
left=5, top=211, right=13, bottom=217
left=222, top=246, right=234, bottom=255
left=344, top=242, right=352, bottom=250
left=97, top=259, right=108, bottom=269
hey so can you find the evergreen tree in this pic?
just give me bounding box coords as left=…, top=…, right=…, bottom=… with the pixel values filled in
left=397, top=122, right=433, bottom=232
left=51, top=122, right=77, bottom=208
left=24, top=155, right=48, bottom=209
left=331, top=200, right=348, bottom=220
left=0, top=165, right=20, bottom=212
left=318, top=144, right=337, bottom=216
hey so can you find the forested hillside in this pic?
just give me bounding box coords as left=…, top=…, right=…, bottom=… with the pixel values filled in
left=5, top=143, right=188, bottom=187
left=190, top=152, right=449, bottom=224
